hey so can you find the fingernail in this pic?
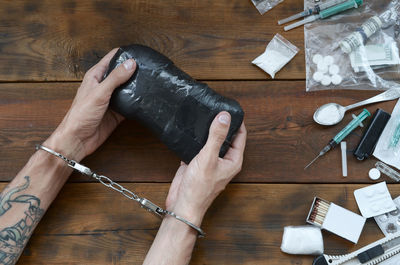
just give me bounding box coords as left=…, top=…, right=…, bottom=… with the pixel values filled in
left=123, top=59, right=134, bottom=70
left=218, top=114, right=230, bottom=125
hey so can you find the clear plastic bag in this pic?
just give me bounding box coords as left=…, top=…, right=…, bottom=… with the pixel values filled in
left=305, top=0, right=400, bottom=91
left=280, top=226, right=324, bottom=255
left=252, top=34, right=299, bottom=78
left=251, top=0, right=284, bottom=15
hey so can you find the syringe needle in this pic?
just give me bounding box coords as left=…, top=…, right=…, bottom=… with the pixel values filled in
left=304, top=154, right=321, bottom=170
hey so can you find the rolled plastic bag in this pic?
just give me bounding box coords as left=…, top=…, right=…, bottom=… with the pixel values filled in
left=104, top=45, right=244, bottom=164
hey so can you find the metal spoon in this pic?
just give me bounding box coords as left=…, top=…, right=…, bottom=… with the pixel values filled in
left=314, top=88, right=400, bottom=126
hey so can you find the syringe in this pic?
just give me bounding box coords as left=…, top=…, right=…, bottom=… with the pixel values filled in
left=278, top=0, right=348, bottom=25
left=305, top=109, right=371, bottom=170
left=284, top=0, right=363, bottom=31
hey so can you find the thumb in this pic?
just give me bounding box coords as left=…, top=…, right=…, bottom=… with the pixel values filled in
left=98, top=59, right=136, bottom=98
left=203, top=111, right=231, bottom=157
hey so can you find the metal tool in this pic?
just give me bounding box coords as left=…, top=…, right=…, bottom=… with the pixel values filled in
left=305, top=109, right=371, bottom=169
left=313, top=232, right=400, bottom=265
left=278, top=0, right=347, bottom=25
left=284, top=0, right=363, bottom=31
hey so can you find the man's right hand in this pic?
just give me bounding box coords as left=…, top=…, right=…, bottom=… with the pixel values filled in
left=165, top=111, right=247, bottom=226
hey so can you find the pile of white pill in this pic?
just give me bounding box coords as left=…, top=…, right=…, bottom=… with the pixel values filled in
left=312, top=54, right=342, bottom=86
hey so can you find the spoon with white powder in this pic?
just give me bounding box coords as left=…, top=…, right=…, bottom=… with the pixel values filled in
left=314, top=88, right=400, bottom=126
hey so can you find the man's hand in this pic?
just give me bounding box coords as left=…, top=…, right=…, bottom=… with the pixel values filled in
left=44, top=49, right=136, bottom=161
left=165, top=112, right=247, bottom=226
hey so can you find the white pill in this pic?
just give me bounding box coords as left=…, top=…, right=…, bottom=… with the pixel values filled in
left=329, top=64, right=339, bottom=75
left=323, top=55, right=334, bottom=66
left=321, top=75, right=331, bottom=86
left=317, top=61, right=328, bottom=73
left=313, top=54, right=323, bottom=64
left=331, top=74, right=342, bottom=85
left=313, top=71, right=324, bottom=82
left=369, top=168, right=381, bottom=180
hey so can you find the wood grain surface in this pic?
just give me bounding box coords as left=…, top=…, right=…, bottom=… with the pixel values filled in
left=0, top=0, right=305, bottom=81
left=1, top=0, right=398, bottom=264
left=6, top=182, right=394, bottom=265
left=0, top=82, right=396, bottom=183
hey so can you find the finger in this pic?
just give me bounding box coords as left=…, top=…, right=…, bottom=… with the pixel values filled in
left=203, top=111, right=231, bottom=157
left=231, top=123, right=247, bottom=152
left=96, top=58, right=136, bottom=99
left=86, top=48, right=119, bottom=83
left=223, top=123, right=247, bottom=162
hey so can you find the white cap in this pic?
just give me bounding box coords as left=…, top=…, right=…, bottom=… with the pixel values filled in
left=369, top=168, right=381, bottom=180
left=313, top=72, right=324, bottom=82
left=313, top=54, right=323, bottom=64
left=331, top=74, right=342, bottom=85
left=323, top=56, right=334, bottom=66
left=329, top=64, right=339, bottom=75
left=321, top=75, right=331, bottom=86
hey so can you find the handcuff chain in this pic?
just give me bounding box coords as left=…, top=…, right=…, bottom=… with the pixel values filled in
left=35, top=144, right=205, bottom=237
left=92, top=173, right=140, bottom=202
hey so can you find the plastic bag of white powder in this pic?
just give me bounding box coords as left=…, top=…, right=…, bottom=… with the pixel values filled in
left=252, top=34, right=299, bottom=78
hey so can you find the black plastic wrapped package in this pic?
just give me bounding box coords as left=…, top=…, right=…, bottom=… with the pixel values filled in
left=105, top=45, right=244, bottom=164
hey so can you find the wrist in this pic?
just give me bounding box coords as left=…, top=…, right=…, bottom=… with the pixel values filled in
left=162, top=214, right=199, bottom=238
left=43, top=129, right=85, bottom=162
left=167, top=202, right=206, bottom=228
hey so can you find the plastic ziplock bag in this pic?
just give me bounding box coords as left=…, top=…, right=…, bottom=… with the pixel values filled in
left=252, top=34, right=299, bottom=78
left=281, top=226, right=324, bottom=255
left=251, top=0, right=284, bottom=15
left=304, top=0, right=400, bottom=91
left=374, top=98, right=400, bottom=169
left=105, top=45, right=244, bottom=164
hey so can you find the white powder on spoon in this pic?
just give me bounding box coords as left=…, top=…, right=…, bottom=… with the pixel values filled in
left=315, top=104, right=342, bottom=124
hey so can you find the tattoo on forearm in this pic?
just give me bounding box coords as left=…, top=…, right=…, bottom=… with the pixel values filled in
left=0, top=176, right=44, bottom=265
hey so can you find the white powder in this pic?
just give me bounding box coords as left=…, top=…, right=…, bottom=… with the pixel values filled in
left=252, top=50, right=291, bottom=78
left=315, top=104, right=342, bottom=124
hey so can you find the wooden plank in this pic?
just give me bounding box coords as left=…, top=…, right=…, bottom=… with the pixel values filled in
left=0, top=183, right=393, bottom=264
left=0, top=82, right=397, bottom=183
left=0, top=0, right=305, bottom=81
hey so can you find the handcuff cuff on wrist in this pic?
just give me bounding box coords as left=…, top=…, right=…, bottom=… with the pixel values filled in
left=35, top=144, right=205, bottom=238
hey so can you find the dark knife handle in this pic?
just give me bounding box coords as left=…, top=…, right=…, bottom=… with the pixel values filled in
left=312, top=255, right=329, bottom=265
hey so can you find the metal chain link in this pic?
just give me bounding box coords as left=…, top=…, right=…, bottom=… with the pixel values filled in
left=92, top=173, right=140, bottom=202
left=35, top=144, right=205, bottom=237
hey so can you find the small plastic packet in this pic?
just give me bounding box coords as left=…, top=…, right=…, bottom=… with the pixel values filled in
left=251, top=0, right=284, bottom=15
left=280, top=225, right=324, bottom=255
left=252, top=34, right=299, bottom=78
left=304, top=0, right=400, bottom=91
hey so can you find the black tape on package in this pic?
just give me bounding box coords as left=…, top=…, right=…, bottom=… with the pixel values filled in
left=354, top=109, right=390, bottom=160
left=104, top=45, right=244, bottom=164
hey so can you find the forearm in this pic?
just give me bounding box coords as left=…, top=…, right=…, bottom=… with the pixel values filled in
left=0, top=135, right=76, bottom=265
left=143, top=216, right=199, bottom=265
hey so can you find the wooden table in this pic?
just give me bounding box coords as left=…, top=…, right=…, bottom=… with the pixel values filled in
left=1, top=1, right=399, bottom=264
